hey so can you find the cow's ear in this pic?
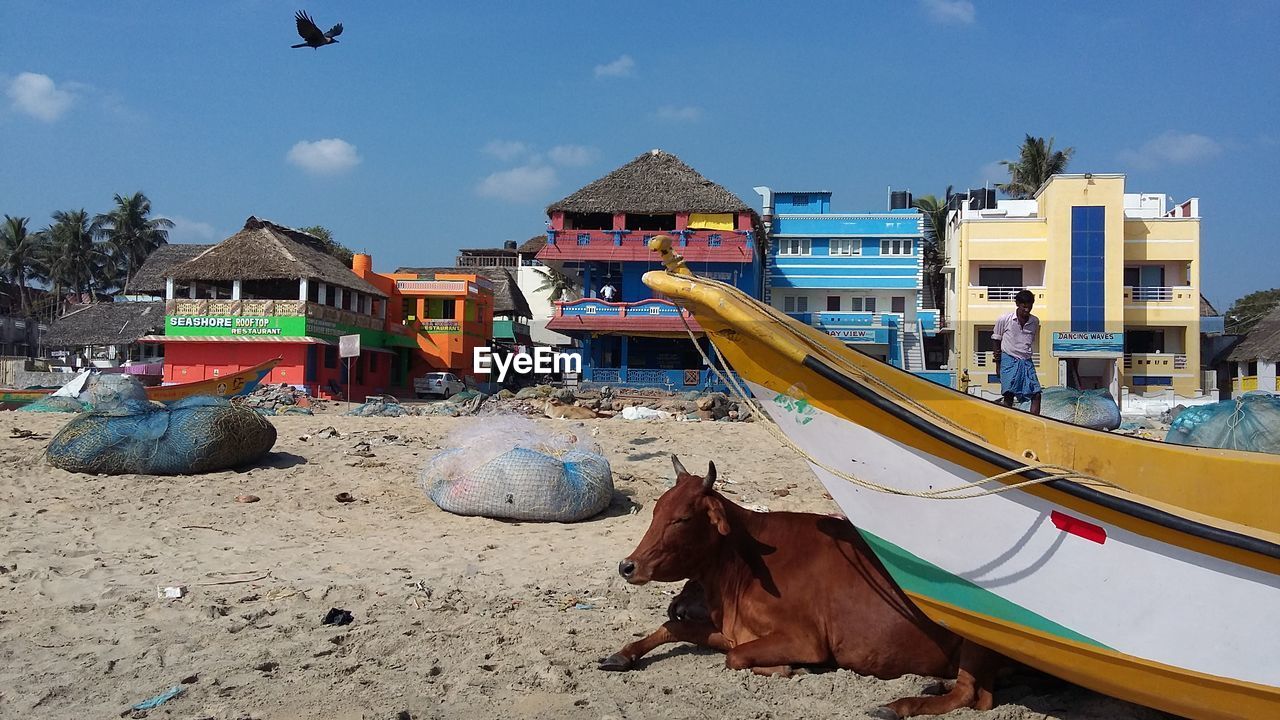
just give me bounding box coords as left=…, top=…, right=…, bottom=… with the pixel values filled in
left=672, top=454, right=689, bottom=478
left=702, top=461, right=717, bottom=491
left=704, top=495, right=731, bottom=536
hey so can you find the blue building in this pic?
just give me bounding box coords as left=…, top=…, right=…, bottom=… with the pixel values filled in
left=538, top=150, right=762, bottom=390
left=758, top=188, right=951, bottom=386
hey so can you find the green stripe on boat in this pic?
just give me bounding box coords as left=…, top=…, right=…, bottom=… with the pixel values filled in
left=858, top=529, right=1109, bottom=650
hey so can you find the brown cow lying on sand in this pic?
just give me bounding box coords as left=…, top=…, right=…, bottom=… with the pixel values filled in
left=601, top=456, right=1001, bottom=719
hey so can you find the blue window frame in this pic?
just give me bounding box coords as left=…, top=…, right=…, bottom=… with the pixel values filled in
left=1071, top=206, right=1105, bottom=332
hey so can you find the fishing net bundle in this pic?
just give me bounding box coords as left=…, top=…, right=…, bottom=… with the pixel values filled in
left=45, top=396, right=277, bottom=475
left=1020, top=387, right=1120, bottom=430
left=421, top=417, right=613, bottom=522
left=20, top=373, right=150, bottom=414
left=1164, top=393, right=1280, bottom=454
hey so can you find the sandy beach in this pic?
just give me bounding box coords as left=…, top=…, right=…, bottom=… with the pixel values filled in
left=0, top=411, right=1168, bottom=720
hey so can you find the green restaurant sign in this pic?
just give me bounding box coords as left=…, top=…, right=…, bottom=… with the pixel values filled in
left=167, top=315, right=307, bottom=337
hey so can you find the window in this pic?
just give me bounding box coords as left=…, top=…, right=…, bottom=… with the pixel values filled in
left=891, top=296, right=906, bottom=314
left=864, top=297, right=877, bottom=313
left=850, top=297, right=864, bottom=312
left=783, top=295, right=809, bottom=313
left=880, top=239, right=912, bottom=255
left=792, top=194, right=810, bottom=207
left=1126, top=330, right=1165, bottom=354
left=829, top=238, right=860, bottom=256
left=778, top=238, right=811, bottom=256
left=978, top=267, right=1024, bottom=287
left=827, top=296, right=841, bottom=311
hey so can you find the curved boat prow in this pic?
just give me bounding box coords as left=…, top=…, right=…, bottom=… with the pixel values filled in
left=640, top=238, right=1280, bottom=720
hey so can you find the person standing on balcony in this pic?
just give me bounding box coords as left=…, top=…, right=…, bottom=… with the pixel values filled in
left=600, top=281, right=618, bottom=303
left=992, top=289, right=1042, bottom=415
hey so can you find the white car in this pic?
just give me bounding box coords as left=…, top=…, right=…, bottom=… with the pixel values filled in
left=415, top=372, right=465, bottom=399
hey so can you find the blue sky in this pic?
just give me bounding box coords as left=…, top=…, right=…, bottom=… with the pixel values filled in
left=2, top=1, right=1277, bottom=309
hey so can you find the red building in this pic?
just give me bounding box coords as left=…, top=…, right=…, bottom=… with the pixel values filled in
left=133, top=217, right=401, bottom=400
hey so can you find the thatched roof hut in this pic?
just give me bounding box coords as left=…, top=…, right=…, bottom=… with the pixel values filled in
left=125, top=243, right=214, bottom=296
left=395, top=266, right=533, bottom=320
left=1227, top=306, right=1280, bottom=363
left=43, top=302, right=166, bottom=347
left=546, top=149, right=753, bottom=214
left=169, top=217, right=385, bottom=297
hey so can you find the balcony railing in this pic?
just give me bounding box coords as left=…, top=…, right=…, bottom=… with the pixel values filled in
left=986, top=286, right=1025, bottom=302
left=1124, top=353, right=1188, bottom=370
left=554, top=298, right=691, bottom=319
left=1127, top=286, right=1174, bottom=302
left=972, top=351, right=1041, bottom=368
left=165, top=298, right=381, bottom=331
left=544, top=228, right=753, bottom=252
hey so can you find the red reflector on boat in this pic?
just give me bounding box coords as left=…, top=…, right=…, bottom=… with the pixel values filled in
left=1050, top=511, right=1107, bottom=544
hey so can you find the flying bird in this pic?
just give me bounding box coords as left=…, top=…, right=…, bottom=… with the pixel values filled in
left=292, top=10, right=342, bottom=49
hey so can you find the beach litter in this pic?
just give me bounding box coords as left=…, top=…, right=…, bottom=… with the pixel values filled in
left=422, top=417, right=614, bottom=522
left=322, top=607, right=354, bottom=626
left=45, top=396, right=276, bottom=475
left=122, top=684, right=184, bottom=714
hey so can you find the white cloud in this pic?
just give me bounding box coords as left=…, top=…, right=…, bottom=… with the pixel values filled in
left=548, top=144, right=597, bottom=167
left=655, top=105, right=703, bottom=122
left=286, top=138, right=362, bottom=175
left=1119, top=131, right=1222, bottom=169
left=482, top=140, right=531, bottom=161
left=921, top=0, right=976, bottom=25
left=7, top=72, right=75, bottom=121
left=476, top=164, right=557, bottom=204
left=167, top=216, right=218, bottom=244
left=594, top=55, right=636, bottom=79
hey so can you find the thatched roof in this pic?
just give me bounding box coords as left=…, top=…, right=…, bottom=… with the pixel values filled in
left=43, top=302, right=165, bottom=347
left=169, top=217, right=385, bottom=297
left=1200, top=294, right=1219, bottom=317
left=1227, top=306, right=1280, bottom=362
left=518, top=235, right=546, bottom=255
left=125, top=243, right=214, bottom=295
left=546, top=149, right=754, bottom=215
left=394, top=266, right=533, bottom=320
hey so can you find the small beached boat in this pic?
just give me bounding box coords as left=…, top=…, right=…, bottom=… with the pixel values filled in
left=0, top=357, right=281, bottom=410
left=642, top=236, right=1279, bottom=720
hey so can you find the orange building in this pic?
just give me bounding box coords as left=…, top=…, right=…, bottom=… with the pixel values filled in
left=353, top=259, right=494, bottom=382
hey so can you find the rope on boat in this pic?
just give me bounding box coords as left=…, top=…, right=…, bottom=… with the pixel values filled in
left=667, top=278, right=1119, bottom=501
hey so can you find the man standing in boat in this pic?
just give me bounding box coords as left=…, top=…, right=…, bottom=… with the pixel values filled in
left=991, top=289, right=1042, bottom=415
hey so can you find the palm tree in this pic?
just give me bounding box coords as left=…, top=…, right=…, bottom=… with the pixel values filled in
left=41, top=209, right=109, bottom=302
left=0, top=215, right=44, bottom=315
left=912, top=188, right=952, bottom=311
left=96, top=192, right=173, bottom=289
left=532, top=265, right=580, bottom=302
left=996, top=135, right=1075, bottom=199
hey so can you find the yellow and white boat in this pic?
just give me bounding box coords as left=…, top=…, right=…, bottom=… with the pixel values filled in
left=642, top=236, right=1279, bottom=720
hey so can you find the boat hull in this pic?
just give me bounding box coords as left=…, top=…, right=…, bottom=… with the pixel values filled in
left=752, top=379, right=1278, bottom=720
left=641, top=268, right=1280, bottom=719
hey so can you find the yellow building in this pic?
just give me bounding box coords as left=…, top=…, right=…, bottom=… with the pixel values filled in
left=944, top=174, right=1204, bottom=400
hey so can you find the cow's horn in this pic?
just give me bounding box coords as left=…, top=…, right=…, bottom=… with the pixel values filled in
left=703, top=461, right=717, bottom=490
left=672, top=454, right=689, bottom=478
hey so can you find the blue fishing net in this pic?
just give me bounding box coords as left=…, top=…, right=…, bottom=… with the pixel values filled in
left=1019, top=387, right=1120, bottom=430
left=422, top=418, right=613, bottom=522
left=20, top=396, right=88, bottom=413
left=45, top=396, right=277, bottom=475
left=1164, top=394, right=1280, bottom=454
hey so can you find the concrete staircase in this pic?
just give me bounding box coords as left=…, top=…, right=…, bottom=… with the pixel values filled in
left=902, top=323, right=926, bottom=372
